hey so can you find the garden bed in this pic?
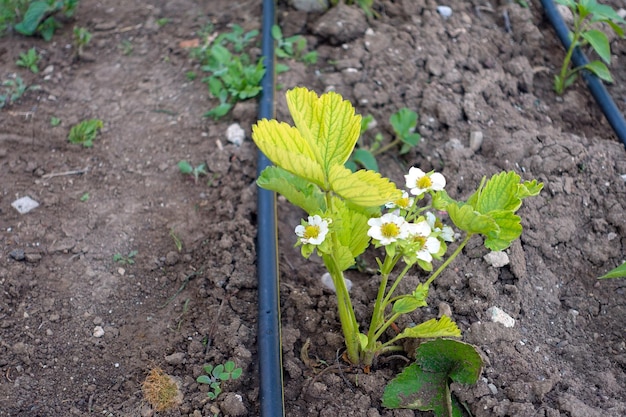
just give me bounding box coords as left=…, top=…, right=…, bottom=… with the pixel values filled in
left=0, top=0, right=625, bottom=416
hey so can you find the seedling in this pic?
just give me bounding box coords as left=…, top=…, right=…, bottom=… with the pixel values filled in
left=0, top=75, right=34, bottom=108
left=169, top=229, right=183, bottom=252
left=119, top=40, right=133, bottom=55
left=197, top=361, right=242, bottom=400
left=553, top=0, right=625, bottom=94
left=50, top=116, right=61, bottom=126
left=190, top=24, right=264, bottom=119
left=383, top=339, right=483, bottom=416
left=346, top=108, right=421, bottom=172
left=252, top=88, right=542, bottom=408
left=73, top=26, right=92, bottom=58
left=16, top=48, right=40, bottom=73
left=79, top=192, right=89, bottom=202
left=156, top=18, right=169, bottom=27
left=599, top=261, right=626, bottom=279
left=68, top=119, right=103, bottom=147
left=271, top=24, right=317, bottom=65
left=330, top=0, right=376, bottom=18
left=142, top=367, right=182, bottom=411
left=113, top=250, right=137, bottom=265
left=13, top=0, right=79, bottom=41
left=177, top=160, right=207, bottom=184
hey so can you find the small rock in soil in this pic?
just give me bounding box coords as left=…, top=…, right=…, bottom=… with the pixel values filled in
left=164, top=352, right=185, bottom=365
left=320, top=272, right=352, bottom=292
left=469, top=131, right=483, bottom=152
left=486, top=306, right=515, bottom=328
left=93, top=326, right=105, bottom=338
left=11, top=196, right=39, bottom=214
left=220, top=392, right=247, bottom=416
left=291, top=0, right=329, bottom=12
left=165, top=251, right=179, bottom=266
left=437, top=5, right=453, bottom=18
left=226, top=123, right=245, bottom=146
left=483, top=251, right=510, bottom=268
left=9, top=249, right=25, bottom=261
left=311, top=4, right=368, bottom=45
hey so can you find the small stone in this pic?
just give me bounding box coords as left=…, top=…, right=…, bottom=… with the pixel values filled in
left=488, top=383, right=498, bottom=395
left=24, top=253, right=42, bottom=263
left=118, top=267, right=125, bottom=276
left=93, top=326, right=105, bottom=338
left=164, top=352, right=185, bottom=365
left=43, top=65, right=54, bottom=75
left=220, top=392, right=247, bottom=416
left=11, top=196, right=39, bottom=214
left=291, top=0, right=329, bottom=12
left=469, top=131, right=483, bottom=152
left=9, top=249, right=25, bottom=261
left=93, top=316, right=103, bottom=325
left=438, top=302, right=452, bottom=318
left=486, top=306, right=515, bottom=328
left=321, top=272, right=352, bottom=293
left=483, top=251, right=510, bottom=268
left=437, top=5, right=453, bottom=18
left=49, top=314, right=60, bottom=322
left=226, top=123, right=245, bottom=146
left=165, top=251, right=179, bottom=266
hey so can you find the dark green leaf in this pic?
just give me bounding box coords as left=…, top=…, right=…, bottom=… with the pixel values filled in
left=584, top=60, right=613, bottom=83
left=14, top=1, right=50, bottom=35
left=351, top=148, right=379, bottom=171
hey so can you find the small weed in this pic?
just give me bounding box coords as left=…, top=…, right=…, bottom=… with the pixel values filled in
left=176, top=298, right=190, bottom=330
left=12, top=0, right=79, bottom=40
left=142, top=367, right=182, bottom=411
left=169, top=229, right=183, bottom=252
left=119, top=39, right=133, bottom=55
left=68, top=119, right=103, bottom=147
left=113, top=250, right=137, bottom=265
left=178, top=160, right=208, bottom=184
left=599, top=261, right=626, bottom=279
left=190, top=23, right=264, bottom=119
left=330, top=0, right=375, bottom=18
left=156, top=18, right=169, bottom=27
left=346, top=108, right=421, bottom=171
left=50, top=116, right=61, bottom=126
left=197, top=361, right=242, bottom=400
left=73, top=26, right=92, bottom=58
left=79, top=192, right=89, bottom=202
left=0, top=75, right=34, bottom=108
left=16, top=47, right=40, bottom=73
left=271, top=24, right=317, bottom=65
left=185, top=71, right=197, bottom=81
left=553, top=0, right=625, bottom=94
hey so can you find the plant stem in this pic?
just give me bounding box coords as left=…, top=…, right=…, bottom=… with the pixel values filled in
left=424, top=233, right=473, bottom=288
left=323, top=254, right=360, bottom=364
left=372, top=137, right=402, bottom=156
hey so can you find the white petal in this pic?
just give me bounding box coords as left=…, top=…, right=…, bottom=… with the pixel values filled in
left=430, top=173, right=446, bottom=190
left=416, top=249, right=433, bottom=262
left=295, top=225, right=306, bottom=237
left=425, top=237, right=441, bottom=254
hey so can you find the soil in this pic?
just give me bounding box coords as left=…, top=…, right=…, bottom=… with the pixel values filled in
left=1, top=0, right=625, bottom=416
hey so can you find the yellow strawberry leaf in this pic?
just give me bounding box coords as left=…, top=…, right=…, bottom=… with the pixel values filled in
left=252, top=119, right=325, bottom=187
left=329, top=165, right=401, bottom=208
left=394, top=316, right=461, bottom=341
left=286, top=87, right=361, bottom=175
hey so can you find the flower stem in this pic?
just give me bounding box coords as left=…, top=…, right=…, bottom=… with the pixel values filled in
left=424, top=233, right=472, bottom=287
left=322, top=254, right=360, bottom=364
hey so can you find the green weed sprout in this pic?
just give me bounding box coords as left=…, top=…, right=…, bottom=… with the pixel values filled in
left=16, top=48, right=40, bottom=73
left=177, top=160, right=207, bottom=184
left=68, top=119, right=103, bottom=147
left=73, top=26, right=92, bottom=58
left=252, top=87, right=542, bottom=373
left=0, top=75, right=34, bottom=108
left=13, top=0, right=78, bottom=41
left=553, top=0, right=625, bottom=94
left=197, top=361, right=242, bottom=400
left=599, top=261, right=626, bottom=279
left=271, top=24, right=318, bottom=67
left=113, top=250, right=137, bottom=265
left=190, top=24, right=263, bottom=119
left=347, top=108, right=421, bottom=172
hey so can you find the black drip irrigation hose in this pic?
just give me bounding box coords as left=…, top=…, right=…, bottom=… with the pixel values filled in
left=257, top=0, right=285, bottom=416
left=541, top=0, right=626, bottom=149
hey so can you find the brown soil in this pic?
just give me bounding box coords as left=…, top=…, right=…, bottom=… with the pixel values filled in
left=1, top=0, right=625, bottom=416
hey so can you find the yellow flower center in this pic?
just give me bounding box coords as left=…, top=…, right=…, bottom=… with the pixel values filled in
left=381, top=222, right=400, bottom=238
left=396, top=197, right=410, bottom=208
left=303, top=225, right=320, bottom=239
left=412, top=235, right=427, bottom=248
left=417, top=175, right=432, bottom=189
